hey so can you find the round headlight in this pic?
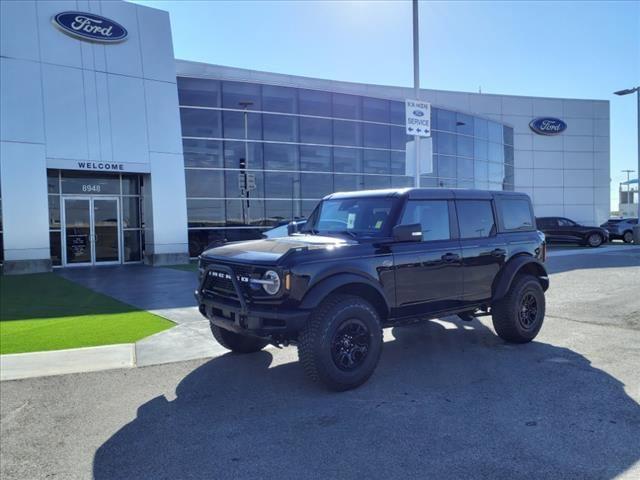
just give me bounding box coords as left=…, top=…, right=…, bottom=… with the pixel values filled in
left=262, top=270, right=281, bottom=295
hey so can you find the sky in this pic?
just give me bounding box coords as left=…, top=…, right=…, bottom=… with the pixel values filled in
left=131, top=0, right=639, bottom=209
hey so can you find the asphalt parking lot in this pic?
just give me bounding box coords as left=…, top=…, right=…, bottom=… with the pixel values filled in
left=1, top=247, right=639, bottom=480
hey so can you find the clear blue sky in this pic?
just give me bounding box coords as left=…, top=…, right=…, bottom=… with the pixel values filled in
left=131, top=0, right=639, bottom=208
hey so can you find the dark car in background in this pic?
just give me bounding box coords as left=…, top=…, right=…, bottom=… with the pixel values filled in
left=600, top=218, right=638, bottom=243
left=536, top=216, right=609, bottom=247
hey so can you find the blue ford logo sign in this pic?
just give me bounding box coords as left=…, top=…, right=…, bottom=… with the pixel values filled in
left=529, top=117, right=567, bottom=136
left=413, top=110, right=425, bottom=117
left=52, top=11, right=127, bottom=43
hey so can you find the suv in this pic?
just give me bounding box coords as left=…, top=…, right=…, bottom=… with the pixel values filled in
left=601, top=218, right=638, bottom=243
left=196, top=189, right=549, bottom=391
left=536, top=216, right=609, bottom=247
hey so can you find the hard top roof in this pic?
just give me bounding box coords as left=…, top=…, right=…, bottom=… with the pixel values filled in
left=324, top=188, right=530, bottom=201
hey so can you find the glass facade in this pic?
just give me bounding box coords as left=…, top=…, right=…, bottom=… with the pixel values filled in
left=178, top=77, right=514, bottom=256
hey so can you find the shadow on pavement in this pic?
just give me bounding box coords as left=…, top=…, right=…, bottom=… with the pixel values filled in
left=93, top=319, right=640, bottom=480
left=546, top=247, right=640, bottom=274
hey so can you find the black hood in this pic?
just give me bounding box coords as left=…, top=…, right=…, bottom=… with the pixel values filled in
left=201, top=234, right=355, bottom=263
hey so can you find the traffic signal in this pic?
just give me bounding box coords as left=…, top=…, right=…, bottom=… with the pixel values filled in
left=239, top=158, right=246, bottom=170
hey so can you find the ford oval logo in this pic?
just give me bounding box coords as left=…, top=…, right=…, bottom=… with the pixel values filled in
left=529, top=117, right=567, bottom=136
left=413, top=110, right=425, bottom=117
left=52, top=11, right=127, bottom=43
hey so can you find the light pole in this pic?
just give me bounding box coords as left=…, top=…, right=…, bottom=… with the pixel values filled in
left=614, top=86, right=640, bottom=242
left=412, top=0, right=421, bottom=188
left=238, top=101, right=253, bottom=224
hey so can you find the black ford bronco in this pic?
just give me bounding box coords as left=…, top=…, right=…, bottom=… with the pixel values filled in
left=195, top=188, right=549, bottom=391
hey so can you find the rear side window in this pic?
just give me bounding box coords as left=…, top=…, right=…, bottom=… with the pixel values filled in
left=499, top=198, right=534, bottom=231
left=456, top=200, right=495, bottom=238
left=400, top=200, right=450, bottom=241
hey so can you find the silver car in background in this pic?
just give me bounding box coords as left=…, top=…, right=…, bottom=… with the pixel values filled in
left=600, top=218, right=639, bottom=243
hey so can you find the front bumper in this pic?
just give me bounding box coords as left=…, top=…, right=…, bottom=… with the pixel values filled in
left=194, top=264, right=309, bottom=338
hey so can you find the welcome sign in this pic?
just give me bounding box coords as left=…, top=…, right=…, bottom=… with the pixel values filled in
left=52, top=11, right=128, bottom=43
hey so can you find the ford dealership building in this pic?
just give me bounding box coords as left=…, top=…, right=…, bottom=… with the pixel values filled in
left=0, top=0, right=611, bottom=273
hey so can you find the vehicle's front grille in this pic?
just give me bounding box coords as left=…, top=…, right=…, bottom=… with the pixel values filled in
left=201, top=263, right=257, bottom=302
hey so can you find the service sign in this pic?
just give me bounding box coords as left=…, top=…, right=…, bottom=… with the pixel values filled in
left=529, top=117, right=567, bottom=136
left=405, top=100, right=431, bottom=137
left=52, top=11, right=128, bottom=43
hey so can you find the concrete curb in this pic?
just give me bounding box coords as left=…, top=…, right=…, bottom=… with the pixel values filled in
left=0, top=344, right=136, bottom=381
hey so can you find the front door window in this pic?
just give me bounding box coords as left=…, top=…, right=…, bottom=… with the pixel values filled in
left=64, top=198, right=92, bottom=264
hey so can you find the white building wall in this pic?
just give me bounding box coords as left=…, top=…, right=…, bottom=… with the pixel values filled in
left=0, top=0, right=188, bottom=272
left=175, top=60, right=610, bottom=226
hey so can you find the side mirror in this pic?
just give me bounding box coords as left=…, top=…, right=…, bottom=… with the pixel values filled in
left=393, top=223, right=422, bottom=242
left=287, top=221, right=300, bottom=235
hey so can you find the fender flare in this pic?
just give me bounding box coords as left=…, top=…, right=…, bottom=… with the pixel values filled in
left=492, top=256, right=549, bottom=302
left=299, top=273, right=390, bottom=312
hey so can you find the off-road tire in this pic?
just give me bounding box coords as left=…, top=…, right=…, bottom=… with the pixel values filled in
left=298, top=294, right=383, bottom=391
left=209, top=322, right=269, bottom=353
left=492, top=274, right=545, bottom=343
left=586, top=233, right=603, bottom=247
left=623, top=231, right=633, bottom=243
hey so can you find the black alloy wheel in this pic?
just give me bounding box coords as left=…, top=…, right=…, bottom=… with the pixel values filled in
left=518, top=293, right=538, bottom=330
left=331, top=319, right=371, bottom=371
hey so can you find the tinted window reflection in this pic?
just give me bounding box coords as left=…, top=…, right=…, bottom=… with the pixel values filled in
left=333, top=148, right=362, bottom=173
left=223, top=141, right=264, bottom=170
left=180, top=108, right=221, bottom=138
left=332, top=93, right=361, bottom=119
left=262, top=85, right=297, bottom=113
left=222, top=81, right=261, bottom=110
left=300, top=146, right=332, bottom=172
left=222, top=111, right=262, bottom=140
left=300, top=117, right=332, bottom=144
left=264, top=143, right=298, bottom=170
left=362, top=97, right=389, bottom=123
left=363, top=123, right=390, bottom=149
left=177, top=77, right=220, bottom=107
left=183, top=139, right=224, bottom=168
left=263, top=114, right=297, bottom=142
left=301, top=173, right=333, bottom=199
left=299, top=89, right=331, bottom=116
left=363, top=150, right=390, bottom=174
left=333, top=120, right=361, bottom=146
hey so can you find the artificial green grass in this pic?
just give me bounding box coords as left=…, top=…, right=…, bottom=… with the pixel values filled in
left=0, top=273, right=174, bottom=355
left=164, top=262, right=198, bottom=273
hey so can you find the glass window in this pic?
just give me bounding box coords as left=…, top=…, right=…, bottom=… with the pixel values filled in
left=389, top=101, right=405, bottom=125
left=401, top=200, right=450, bottom=241
left=437, top=132, right=456, bottom=155
left=121, top=175, right=140, bottom=195
left=334, top=174, right=363, bottom=192
left=123, top=230, right=142, bottom=262
left=504, top=145, right=514, bottom=165
left=224, top=141, right=263, bottom=170
left=390, top=151, right=407, bottom=175
left=222, top=81, right=261, bottom=110
left=47, top=170, right=60, bottom=193
left=457, top=200, right=495, bottom=238
left=363, top=150, right=390, bottom=174
left=457, top=157, right=474, bottom=180
left=474, top=139, right=488, bottom=161
left=363, top=123, right=390, bottom=149
left=300, top=146, right=332, bottom=172
left=474, top=118, right=488, bottom=139
left=185, top=169, right=224, bottom=198
left=187, top=199, right=225, bottom=227
left=225, top=170, right=265, bottom=199
left=263, top=143, right=298, bottom=170
left=222, top=110, right=262, bottom=140
left=50, top=231, right=61, bottom=266
left=437, top=155, right=456, bottom=179
left=263, top=114, right=297, bottom=142
left=265, top=199, right=299, bottom=225
left=474, top=160, right=489, bottom=183
left=436, top=109, right=456, bottom=132
left=488, top=121, right=503, bottom=143
left=364, top=175, right=391, bottom=189
left=503, top=126, right=514, bottom=146
left=122, top=197, right=140, bottom=228
left=488, top=161, right=505, bottom=184
left=505, top=163, right=514, bottom=186
left=333, top=148, right=362, bottom=173
left=177, top=77, right=220, bottom=107
left=302, top=200, right=319, bottom=218
left=299, top=89, right=331, bottom=116
left=265, top=171, right=299, bottom=198
left=457, top=135, right=473, bottom=157
left=183, top=139, right=224, bottom=168
left=456, top=113, right=474, bottom=136
left=61, top=172, right=120, bottom=195
left=48, top=195, right=60, bottom=229
left=301, top=173, right=333, bottom=199
left=499, top=198, right=533, bottom=231
left=332, top=93, right=361, bottom=119
left=180, top=108, right=222, bottom=138
left=488, top=142, right=504, bottom=164
left=262, top=85, right=297, bottom=113
left=558, top=218, right=576, bottom=227
left=300, top=117, right=332, bottom=144
left=333, top=120, right=361, bottom=146
left=362, top=97, right=389, bottom=123
left=390, top=127, right=409, bottom=150
left=392, top=176, right=414, bottom=188
left=226, top=199, right=267, bottom=226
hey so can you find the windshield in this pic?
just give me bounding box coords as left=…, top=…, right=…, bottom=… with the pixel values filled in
left=303, top=197, right=396, bottom=238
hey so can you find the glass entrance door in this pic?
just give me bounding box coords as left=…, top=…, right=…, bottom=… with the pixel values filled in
left=63, top=197, right=121, bottom=266
left=63, top=198, right=92, bottom=265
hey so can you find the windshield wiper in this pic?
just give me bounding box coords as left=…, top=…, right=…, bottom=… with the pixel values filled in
left=334, top=230, right=358, bottom=239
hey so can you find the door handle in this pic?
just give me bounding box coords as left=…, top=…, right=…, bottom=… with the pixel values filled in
left=441, top=252, right=460, bottom=263
left=491, top=248, right=506, bottom=257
